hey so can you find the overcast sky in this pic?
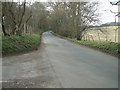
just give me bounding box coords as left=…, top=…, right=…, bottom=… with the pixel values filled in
left=4, top=0, right=119, bottom=24
left=95, top=0, right=118, bottom=24
left=26, top=0, right=119, bottom=24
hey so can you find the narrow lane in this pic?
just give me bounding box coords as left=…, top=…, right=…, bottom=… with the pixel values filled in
left=42, top=32, right=118, bottom=88
left=2, top=32, right=118, bottom=88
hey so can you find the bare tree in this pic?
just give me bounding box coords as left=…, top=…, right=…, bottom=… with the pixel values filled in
left=49, top=2, right=99, bottom=40
left=2, top=1, right=33, bottom=36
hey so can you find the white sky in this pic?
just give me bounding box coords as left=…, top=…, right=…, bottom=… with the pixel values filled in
left=35, top=0, right=119, bottom=24
left=2, top=0, right=119, bottom=24
left=95, top=0, right=118, bottom=24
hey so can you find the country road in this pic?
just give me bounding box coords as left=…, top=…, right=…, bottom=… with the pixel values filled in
left=2, top=32, right=118, bottom=88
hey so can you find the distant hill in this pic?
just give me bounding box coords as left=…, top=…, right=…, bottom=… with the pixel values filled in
left=101, top=22, right=120, bottom=26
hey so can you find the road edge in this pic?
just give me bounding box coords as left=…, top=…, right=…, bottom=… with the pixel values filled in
left=51, top=32, right=119, bottom=58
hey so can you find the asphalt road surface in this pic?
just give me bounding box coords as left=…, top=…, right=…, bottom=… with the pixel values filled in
left=2, top=32, right=118, bottom=88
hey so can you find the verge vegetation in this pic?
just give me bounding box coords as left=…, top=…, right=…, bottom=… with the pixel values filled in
left=53, top=32, right=119, bottom=57
left=2, top=34, right=41, bottom=56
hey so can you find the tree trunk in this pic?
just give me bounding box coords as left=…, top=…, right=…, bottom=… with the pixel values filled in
left=10, top=25, right=16, bottom=35
left=76, top=3, right=82, bottom=40
left=2, top=16, right=9, bottom=36
left=2, top=23, right=9, bottom=36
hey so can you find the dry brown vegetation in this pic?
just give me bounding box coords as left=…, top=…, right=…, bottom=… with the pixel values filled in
left=82, top=26, right=119, bottom=43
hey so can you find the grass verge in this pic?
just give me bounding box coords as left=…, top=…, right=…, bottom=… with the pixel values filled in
left=52, top=32, right=119, bottom=57
left=2, top=34, right=41, bottom=56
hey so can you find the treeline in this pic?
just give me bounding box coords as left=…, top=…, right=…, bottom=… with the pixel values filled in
left=101, top=22, right=120, bottom=26
left=2, top=1, right=99, bottom=40
left=2, top=2, right=49, bottom=55
left=2, top=2, right=49, bottom=36
left=48, top=2, right=99, bottom=40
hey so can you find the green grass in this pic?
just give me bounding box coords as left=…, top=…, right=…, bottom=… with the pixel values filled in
left=2, top=34, right=41, bottom=56
left=67, top=38, right=120, bottom=56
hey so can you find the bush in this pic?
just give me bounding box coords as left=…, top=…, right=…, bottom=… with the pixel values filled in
left=2, top=34, right=41, bottom=56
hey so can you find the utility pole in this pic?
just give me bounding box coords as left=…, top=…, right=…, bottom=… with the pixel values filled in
left=110, top=1, right=120, bottom=88
left=109, top=0, right=120, bottom=22
left=109, top=0, right=120, bottom=21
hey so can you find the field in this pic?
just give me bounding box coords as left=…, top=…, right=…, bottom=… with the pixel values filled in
left=82, top=26, right=119, bottom=43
